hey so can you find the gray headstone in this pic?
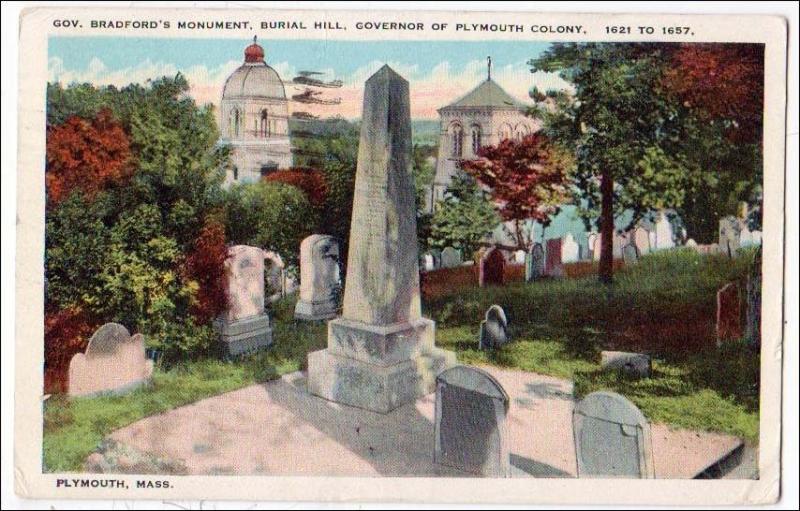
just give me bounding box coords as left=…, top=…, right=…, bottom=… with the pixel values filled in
left=434, top=366, right=510, bottom=477
left=479, top=305, right=510, bottom=350
left=84, top=323, right=131, bottom=357
left=601, top=351, right=652, bottom=378
left=573, top=391, right=655, bottom=478
left=525, top=243, right=545, bottom=282
left=441, top=246, right=462, bottom=268
left=295, top=235, right=341, bottom=321
left=307, top=65, right=455, bottom=413
left=622, top=243, right=639, bottom=265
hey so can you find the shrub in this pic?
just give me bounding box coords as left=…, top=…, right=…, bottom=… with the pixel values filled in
left=225, top=180, right=318, bottom=269
left=264, top=168, right=328, bottom=208
left=44, top=306, right=98, bottom=393
left=181, top=219, right=229, bottom=324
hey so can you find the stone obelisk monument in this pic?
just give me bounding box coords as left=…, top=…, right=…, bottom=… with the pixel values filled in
left=307, top=65, right=456, bottom=413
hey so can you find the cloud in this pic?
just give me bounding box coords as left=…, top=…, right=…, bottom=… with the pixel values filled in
left=48, top=56, right=571, bottom=119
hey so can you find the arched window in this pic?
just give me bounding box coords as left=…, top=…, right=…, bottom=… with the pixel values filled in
left=230, top=108, right=241, bottom=138
left=232, top=165, right=239, bottom=181
left=470, top=125, right=482, bottom=155
left=515, top=123, right=530, bottom=141
left=260, top=110, right=269, bottom=138
left=499, top=123, right=513, bottom=141
left=451, top=124, right=463, bottom=158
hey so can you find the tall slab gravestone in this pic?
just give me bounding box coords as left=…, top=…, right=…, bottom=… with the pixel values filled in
left=434, top=366, right=511, bottom=477
left=525, top=242, right=545, bottom=282
left=441, top=246, right=462, bottom=268
left=295, top=234, right=341, bottom=320
left=307, top=66, right=456, bottom=413
left=573, top=391, right=655, bottom=478
left=545, top=238, right=563, bottom=276
left=68, top=323, right=154, bottom=397
left=561, top=233, right=580, bottom=263
left=218, top=245, right=273, bottom=356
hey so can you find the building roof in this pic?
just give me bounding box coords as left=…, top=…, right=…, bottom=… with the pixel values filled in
left=441, top=79, right=523, bottom=110
left=223, top=38, right=286, bottom=101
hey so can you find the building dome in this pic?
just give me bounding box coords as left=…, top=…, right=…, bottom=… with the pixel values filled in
left=222, top=37, right=286, bottom=100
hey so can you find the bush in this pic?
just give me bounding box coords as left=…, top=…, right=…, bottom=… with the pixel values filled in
left=44, top=306, right=98, bottom=393
left=224, top=180, right=318, bottom=269
left=181, top=219, right=229, bottom=324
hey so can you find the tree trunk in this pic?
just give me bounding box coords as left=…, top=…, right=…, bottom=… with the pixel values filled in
left=599, top=168, right=614, bottom=284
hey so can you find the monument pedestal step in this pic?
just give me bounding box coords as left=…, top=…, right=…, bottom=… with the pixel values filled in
left=307, top=346, right=456, bottom=414
left=294, top=299, right=338, bottom=321
left=217, top=314, right=273, bottom=356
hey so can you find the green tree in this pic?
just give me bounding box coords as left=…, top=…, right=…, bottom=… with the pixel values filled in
left=530, top=44, right=697, bottom=283
left=224, top=180, right=318, bottom=270
left=429, top=174, right=500, bottom=256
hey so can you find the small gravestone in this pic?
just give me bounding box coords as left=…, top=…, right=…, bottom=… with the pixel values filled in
left=545, top=238, right=563, bottom=276
left=632, top=227, right=651, bottom=256
left=295, top=235, right=341, bottom=321
left=525, top=243, right=545, bottom=282
left=601, top=351, right=651, bottom=378
left=719, top=216, right=742, bottom=257
left=573, top=391, right=655, bottom=478
left=654, top=212, right=676, bottom=250
left=218, top=245, right=273, bottom=356
left=622, top=243, right=639, bottom=265
left=745, top=247, right=762, bottom=347
left=434, top=366, right=511, bottom=477
left=479, top=247, right=505, bottom=287
left=717, top=282, right=742, bottom=342
left=562, top=233, right=580, bottom=263
left=429, top=248, right=442, bottom=269
left=68, top=323, right=154, bottom=397
left=479, top=305, right=510, bottom=350
left=441, top=246, right=462, bottom=268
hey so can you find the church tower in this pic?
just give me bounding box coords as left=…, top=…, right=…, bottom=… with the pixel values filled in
left=220, top=37, right=292, bottom=185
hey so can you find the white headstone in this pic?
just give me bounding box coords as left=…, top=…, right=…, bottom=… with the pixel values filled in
left=562, top=233, right=580, bottom=263
left=654, top=212, right=675, bottom=250
left=295, top=235, right=341, bottom=321
left=441, top=247, right=462, bottom=268
left=68, top=323, right=154, bottom=397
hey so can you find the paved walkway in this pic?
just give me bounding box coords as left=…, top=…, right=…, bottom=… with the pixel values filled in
left=93, top=367, right=746, bottom=478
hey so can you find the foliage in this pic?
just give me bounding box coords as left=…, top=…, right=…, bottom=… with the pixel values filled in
left=45, top=76, right=228, bottom=364
left=264, top=168, right=328, bottom=208
left=224, top=180, right=318, bottom=269
left=462, top=133, right=572, bottom=251
left=412, top=144, right=437, bottom=253
left=429, top=174, right=499, bottom=256
left=44, top=305, right=99, bottom=394
left=663, top=44, right=764, bottom=144
left=530, top=43, right=764, bottom=277
left=292, top=119, right=360, bottom=259
left=46, top=109, right=132, bottom=206
left=181, top=218, right=229, bottom=324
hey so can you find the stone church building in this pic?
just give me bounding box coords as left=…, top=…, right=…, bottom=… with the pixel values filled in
left=220, top=37, right=292, bottom=185
left=428, top=67, right=538, bottom=212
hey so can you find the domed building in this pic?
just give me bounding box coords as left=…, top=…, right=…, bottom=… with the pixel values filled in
left=220, top=37, right=292, bottom=185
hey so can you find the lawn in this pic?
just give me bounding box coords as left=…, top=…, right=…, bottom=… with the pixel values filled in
left=43, top=247, right=760, bottom=472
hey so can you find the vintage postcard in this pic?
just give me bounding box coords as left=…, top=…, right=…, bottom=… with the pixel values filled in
left=13, top=5, right=788, bottom=505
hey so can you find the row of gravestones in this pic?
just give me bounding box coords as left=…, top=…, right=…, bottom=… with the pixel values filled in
left=434, top=365, right=655, bottom=478
left=421, top=247, right=464, bottom=271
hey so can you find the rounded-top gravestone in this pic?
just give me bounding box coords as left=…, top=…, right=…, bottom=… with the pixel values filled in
left=479, top=247, right=505, bottom=287
left=68, top=323, right=154, bottom=397
left=479, top=305, right=510, bottom=350
left=295, top=234, right=341, bottom=321
left=434, top=365, right=511, bottom=477
left=573, top=391, right=655, bottom=478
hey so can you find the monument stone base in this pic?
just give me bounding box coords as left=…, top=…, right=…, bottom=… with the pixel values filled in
left=307, top=317, right=456, bottom=413
left=294, top=299, right=338, bottom=321
left=217, top=314, right=273, bottom=356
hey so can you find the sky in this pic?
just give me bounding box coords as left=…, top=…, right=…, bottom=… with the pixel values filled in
left=48, top=36, right=571, bottom=119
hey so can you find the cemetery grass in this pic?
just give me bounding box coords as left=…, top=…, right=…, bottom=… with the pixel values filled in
left=43, top=248, right=759, bottom=471
left=431, top=248, right=761, bottom=444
